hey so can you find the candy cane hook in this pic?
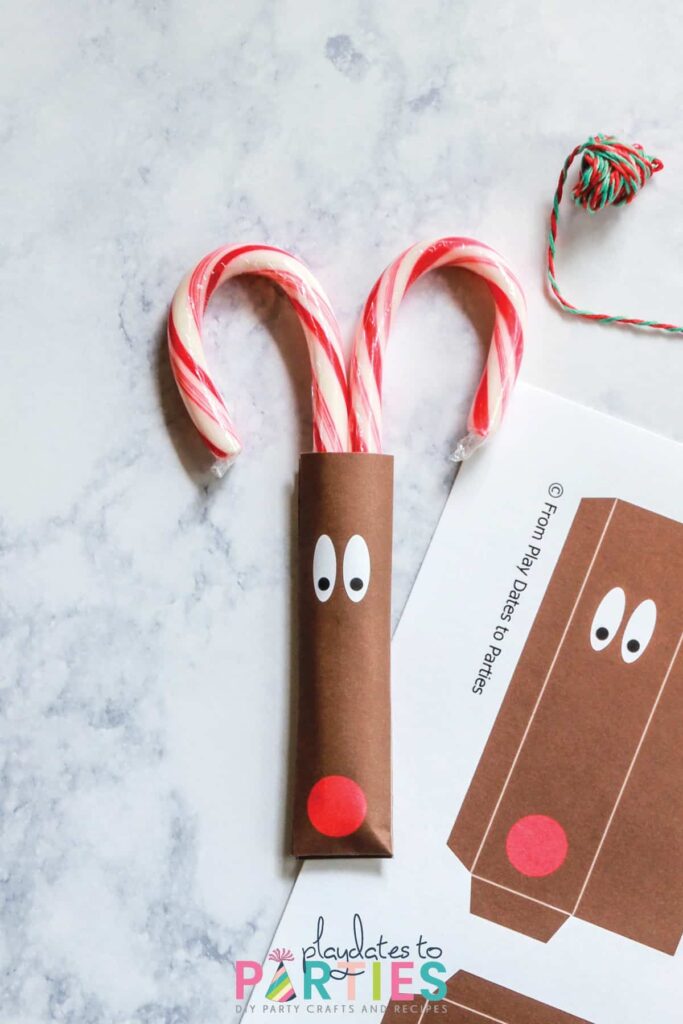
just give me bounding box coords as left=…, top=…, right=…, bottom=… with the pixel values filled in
left=348, top=237, right=526, bottom=460
left=168, top=244, right=349, bottom=472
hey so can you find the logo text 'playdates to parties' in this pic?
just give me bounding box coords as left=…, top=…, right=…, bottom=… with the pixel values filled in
left=235, top=915, right=447, bottom=1008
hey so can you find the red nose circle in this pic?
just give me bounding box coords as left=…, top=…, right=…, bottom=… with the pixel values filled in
left=307, top=776, right=367, bottom=837
left=506, top=814, right=568, bottom=877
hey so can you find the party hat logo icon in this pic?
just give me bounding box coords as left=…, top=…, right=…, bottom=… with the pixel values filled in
left=266, top=948, right=296, bottom=1002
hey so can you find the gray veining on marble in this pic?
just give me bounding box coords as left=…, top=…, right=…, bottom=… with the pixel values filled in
left=1, top=1, right=682, bottom=1021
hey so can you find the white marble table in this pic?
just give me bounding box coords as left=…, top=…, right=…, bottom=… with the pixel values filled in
left=1, top=2, right=681, bottom=1021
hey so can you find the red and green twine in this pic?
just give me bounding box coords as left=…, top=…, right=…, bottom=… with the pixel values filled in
left=547, top=133, right=683, bottom=332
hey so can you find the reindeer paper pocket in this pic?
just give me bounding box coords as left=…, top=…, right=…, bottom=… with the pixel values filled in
left=167, top=239, right=525, bottom=858
left=294, top=452, right=394, bottom=856
left=449, top=498, right=683, bottom=953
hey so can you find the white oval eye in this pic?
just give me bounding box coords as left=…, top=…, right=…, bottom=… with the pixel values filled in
left=313, top=535, right=336, bottom=602
left=343, top=535, right=371, bottom=603
left=590, top=587, right=626, bottom=651
left=621, top=599, right=657, bottom=663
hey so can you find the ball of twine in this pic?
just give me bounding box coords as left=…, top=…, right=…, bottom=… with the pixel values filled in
left=547, top=133, right=682, bottom=332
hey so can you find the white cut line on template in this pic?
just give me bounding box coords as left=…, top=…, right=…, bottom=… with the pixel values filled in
left=442, top=998, right=510, bottom=1024
left=471, top=874, right=569, bottom=916
left=414, top=995, right=510, bottom=1024
left=571, top=629, right=683, bottom=914
left=416, top=999, right=430, bottom=1024
left=470, top=499, right=618, bottom=876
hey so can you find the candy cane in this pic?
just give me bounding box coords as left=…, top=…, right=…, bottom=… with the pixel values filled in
left=348, top=237, right=526, bottom=460
left=168, top=244, right=349, bottom=471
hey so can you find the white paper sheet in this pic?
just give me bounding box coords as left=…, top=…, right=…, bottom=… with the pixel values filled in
left=246, top=383, right=683, bottom=1023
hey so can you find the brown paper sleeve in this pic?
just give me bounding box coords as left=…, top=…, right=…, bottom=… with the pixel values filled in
left=292, top=452, right=393, bottom=858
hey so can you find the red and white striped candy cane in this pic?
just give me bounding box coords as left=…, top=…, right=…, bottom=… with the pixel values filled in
left=348, top=237, right=526, bottom=460
left=168, top=244, right=349, bottom=471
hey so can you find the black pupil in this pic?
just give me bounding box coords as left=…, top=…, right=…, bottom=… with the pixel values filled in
left=318, top=577, right=330, bottom=592
left=595, top=626, right=609, bottom=641
left=627, top=639, right=640, bottom=653
left=350, top=578, right=363, bottom=592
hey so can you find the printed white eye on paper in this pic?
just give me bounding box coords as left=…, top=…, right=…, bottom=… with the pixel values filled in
left=343, top=535, right=371, bottom=602
left=621, top=599, right=657, bottom=663
left=590, top=586, right=626, bottom=651
left=313, top=535, right=336, bottom=602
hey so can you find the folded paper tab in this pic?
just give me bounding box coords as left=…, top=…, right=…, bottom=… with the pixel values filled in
left=293, top=453, right=393, bottom=857
left=381, top=970, right=592, bottom=1023
left=449, top=498, right=683, bottom=954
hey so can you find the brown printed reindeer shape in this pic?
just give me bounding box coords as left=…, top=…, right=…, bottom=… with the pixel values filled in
left=449, top=498, right=683, bottom=953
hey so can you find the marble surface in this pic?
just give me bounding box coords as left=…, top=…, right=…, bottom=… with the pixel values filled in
left=1, top=2, right=682, bottom=1021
